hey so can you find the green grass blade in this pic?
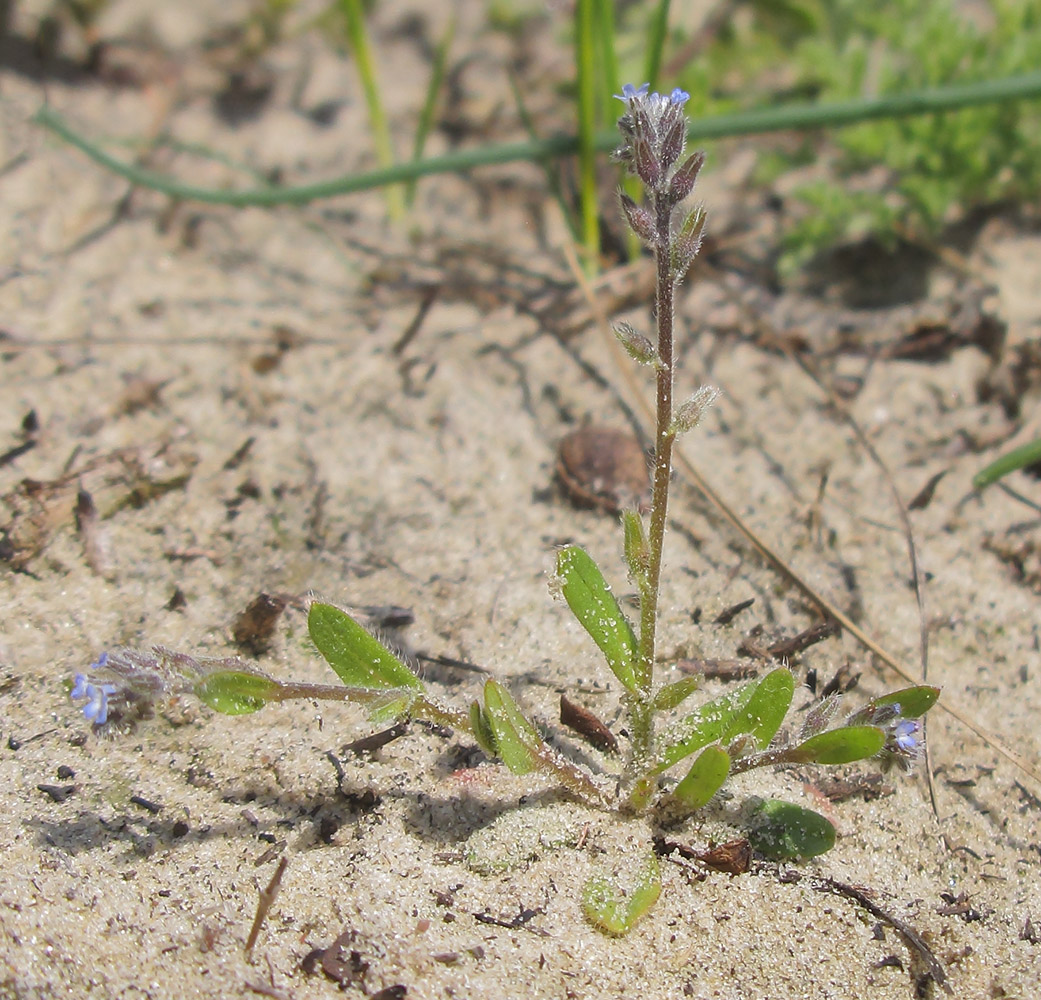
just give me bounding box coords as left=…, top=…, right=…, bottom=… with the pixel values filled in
left=575, top=0, right=600, bottom=274
left=643, top=0, right=671, bottom=90
left=339, top=0, right=404, bottom=221
left=308, top=602, right=423, bottom=690
left=38, top=72, right=1041, bottom=207
left=974, top=438, right=1041, bottom=489
left=406, top=15, right=454, bottom=208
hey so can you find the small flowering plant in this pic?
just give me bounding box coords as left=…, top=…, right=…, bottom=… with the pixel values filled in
left=70, top=84, right=937, bottom=934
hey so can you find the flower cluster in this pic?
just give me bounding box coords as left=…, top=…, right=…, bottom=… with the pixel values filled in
left=848, top=699, right=923, bottom=770
left=70, top=653, right=118, bottom=725
left=612, top=82, right=706, bottom=275
left=614, top=83, right=701, bottom=200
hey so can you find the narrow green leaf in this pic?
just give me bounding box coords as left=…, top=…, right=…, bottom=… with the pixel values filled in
left=308, top=602, right=423, bottom=691
left=749, top=799, right=836, bottom=859
left=405, top=14, right=453, bottom=207
left=652, top=676, right=700, bottom=712
left=482, top=680, right=544, bottom=775
left=195, top=670, right=281, bottom=715
left=655, top=680, right=760, bottom=772
left=367, top=695, right=413, bottom=725
left=790, top=725, right=886, bottom=765
left=722, top=667, right=794, bottom=748
left=583, top=853, right=662, bottom=935
left=673, top=745, right=730, bottom=809
left=974, top=437, right=1041, bottom=489
left=621, top=509, right=650, bottom=582
left=556, top=546, right=638, bottom=693
left=868, top=685, right=939, bottom=718
left=469, top=701, right=496, bottom=755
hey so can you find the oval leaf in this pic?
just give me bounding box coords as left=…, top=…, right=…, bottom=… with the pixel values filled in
left=308, top=602, right=423, bottom=691
left=869, top=685, right=939, bottom=718
left=195, top=670, right=281, bottom=715
left=655, top=679, right=761, bottom=773
left=556, top=546, right=638, bottom=694
left=583, top=853, right=662, bottom=935
left=652, top=676, right=700, bottom=712
left=749, top=799, right=836, bottom=859
left=673, top=745, right=730, bottom=809
left=791, top=725, right=886, bottom=765
left=722, top=668, right=793, bottom=748
left=483, top=680, right=543, bottom=775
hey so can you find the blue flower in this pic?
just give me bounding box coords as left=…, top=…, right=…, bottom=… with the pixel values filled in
left=615, top=82, right=649, bottom=103
left=669, top=88, right=690, bottom=106
left=71, top=654, right=118, bottom=725
left=892, top=718, right=919, bottom=753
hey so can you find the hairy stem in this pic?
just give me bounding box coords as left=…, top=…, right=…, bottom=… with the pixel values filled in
left=628, top=191, right=676, bottom=790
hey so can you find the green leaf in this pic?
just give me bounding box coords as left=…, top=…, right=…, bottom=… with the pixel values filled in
left=556, top=545, right=638, bottom=694
left=655, top=679, right=760, bottom=772
left=194, top=670, right=281, bottom=715
left=482, top=679, right=544, bottom=775
left=652, top=676, right=700, bottom=712
left=673, top=745, right=730, bottom=809
left=583, top=853, right=662, bottom=935
left=789, top=725, right=886, bottom=765
left=748, top=799, right=836, bottom=860
left=621, top=509, right=650, bottom=583
left=308, top=602, right=423, bottom=691
left=368, top=695, right=414, bottom=725
left=722, top=667, right=793, bottom=748
left=469, top=700, right=496, bottom=755
left=974, top=438, right=1041, bottom=489
left=868, top=685, right=939, bottom=718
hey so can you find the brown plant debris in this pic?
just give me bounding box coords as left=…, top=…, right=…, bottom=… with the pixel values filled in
left=559, top=693, right=619, bottom=754
left=0, top=440, right=198, bottom=569
left=555, top=425, right=650, bottom=515
left=231, top=593, right=288, bottom=654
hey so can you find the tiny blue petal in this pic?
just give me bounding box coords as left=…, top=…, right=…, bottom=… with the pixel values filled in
left=71, top=658, right=118, bottom=725
left=893, top=719, right=919, bottom=752
left=615, top=82, right=649, bottom=102
left=670, top=88, right=690, bottom=106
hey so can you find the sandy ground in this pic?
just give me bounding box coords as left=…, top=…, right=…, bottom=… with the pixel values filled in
left=1, top=2, right=1040, bottom=998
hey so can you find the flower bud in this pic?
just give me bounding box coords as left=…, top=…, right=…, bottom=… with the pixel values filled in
left=669, top=385, right=720, bottom=436
left=672, top=205, right=707, bottom=276
left=660, top=117, right=687, bottom=172
left=613, top=321, right=660, bottom=367
left=668, top=150, right=705, bottom=205
left=619, top=192, right=655, bottom=244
